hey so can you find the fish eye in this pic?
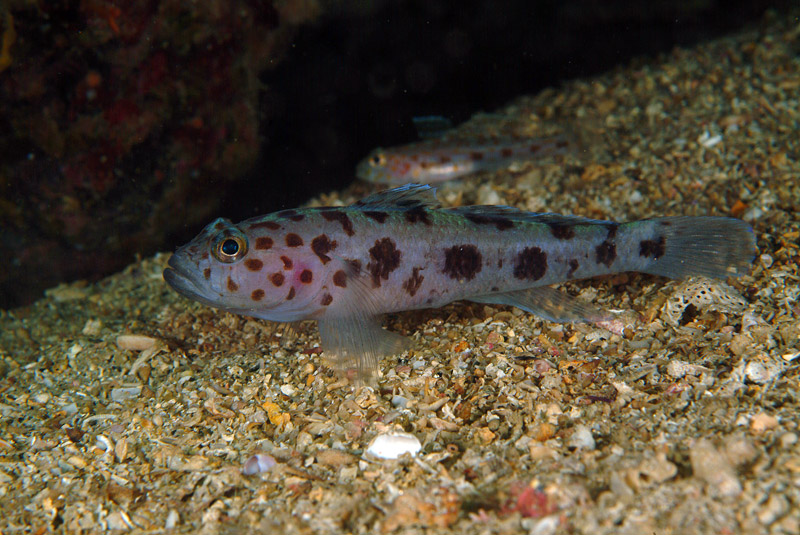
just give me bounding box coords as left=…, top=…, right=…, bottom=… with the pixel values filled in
left=212, top=232, right=248, bottom=263
left=370, top=153, right=386, bottom=166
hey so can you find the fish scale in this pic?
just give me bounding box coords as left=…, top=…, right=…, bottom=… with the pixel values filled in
left=164, top=184, right=756, bottom=377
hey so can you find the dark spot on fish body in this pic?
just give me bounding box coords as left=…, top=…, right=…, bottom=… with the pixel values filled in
left=368, top=238, right=402, bottom=287
left=606, top=224, right=619, bottom=240
left=364, top=211, right=389, bottom=223
left=281, top=256, right=293, bottom=269
left=595, top=240, right=617, bottom=267
left=439, top=155, right=452, bottom=164
left=346, top=259, right=362, bottom=274
left=513, top=247, right=547, bottom=280
left=419, top=160, right=432, bottom=170
left=250, top=221, right=281, bottom=231
left=271, top=273, right=285, bottom=286
left=286, top=233, right=304, bottom=247
left=255, top=237, right=273, bottom=250
left=470, top=151, right=484, bottom=161
left=443, top=244, right=483, bottom=281
left=556, top=139, right=569, bottom=149
left=286, top=287, right=296, bottom=300
left=214, top=221, right=226, bottom=231
left=300, top=269, right=313, bottom=284
left=490, top=286, right=499, bottom=292
left=201, top=252, right=209, bottom=260
left=333, top=270, right=347, bottom=288
left=529, top=143, right=541, bottom=153
left=321, top=293, right=333, bottom=306
left=465, top=213, right=514, bottom=231
left=500, top=148, right=514, bottom=158
left=549, top=224, right=575, bottom=240
left=497, top=258, right=504, bottom=268
left=311, top=235, right=337, bottom=264
left=404, top=206, right=431, bottom=225
left=203, top=268, right=211, bottom=279
left=402, top=267, right=424, bottom=296
left=251, top=289, right=265, bottom=301
left=276, top=209, right=305, bottom=222
left=245, top=258, right=263, bottom=271
left=321, top=210, right=355, bottom=236
left=227, top=277, right=239, bottom=292
left=639, top=236, right=666, bottom=259
left=568, top=259, right=580, bottom=277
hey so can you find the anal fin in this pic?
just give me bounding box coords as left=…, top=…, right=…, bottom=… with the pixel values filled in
left=470, top=286, right=611, bottom=323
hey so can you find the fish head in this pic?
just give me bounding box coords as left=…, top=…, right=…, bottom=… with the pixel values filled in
left=164, top=217, right=312, bottom=320
left=356, top=148, right=417, bottom=185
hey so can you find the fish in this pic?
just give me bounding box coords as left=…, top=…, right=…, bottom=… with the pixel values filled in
left=356, top=136, right=570, bottom=185
left=164, top=184, right=755, bottom=378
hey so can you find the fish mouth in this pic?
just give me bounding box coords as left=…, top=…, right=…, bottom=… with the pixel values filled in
left=163, top=254, right=219, bottom=308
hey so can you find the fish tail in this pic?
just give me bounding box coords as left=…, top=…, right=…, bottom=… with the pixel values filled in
left=636, top=216, right=756, bottom=280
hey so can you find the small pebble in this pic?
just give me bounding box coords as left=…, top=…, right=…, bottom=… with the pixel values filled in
left=568, top=425, right=595, bottom=450
left=750, top=412, right=779, bottom=435
left=690, top=439, right=741, bottom=497
left=110, top=386, right=142, bottom=402
left=242, top=453, right=277, bottom=475
left=116, top=334, right=157, bottom=351
left=366, top=432, right=422, bottom=459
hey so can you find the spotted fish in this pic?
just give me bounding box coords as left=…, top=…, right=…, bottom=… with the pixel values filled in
left=356, top=136, right=570, bottom=185
left=164, top=184, right=755, bottom=377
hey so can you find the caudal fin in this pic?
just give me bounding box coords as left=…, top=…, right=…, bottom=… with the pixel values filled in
left=642, top=217, right=756, bottom=280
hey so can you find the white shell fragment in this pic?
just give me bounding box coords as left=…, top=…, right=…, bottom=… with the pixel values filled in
left=116, top=334, right=158, bottom=351
left=663, top=277, right=747, bottom=326
left=366, top=432, right=422, bottom=459
left=242, top=453, right=277, bottom=475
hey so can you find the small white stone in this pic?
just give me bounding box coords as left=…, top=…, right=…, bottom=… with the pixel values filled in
left=116, top=334, right=157, bottom=351
left=110, top=386, right=142, bottom=402
left=366, top=432, right=422, bottom=459
left=242, top=453, right=277, bottom=475
left=165, top=510, right=180, bottom=529
left=280, top=384, right=296, bottom=397
left=568, top=425, right=595, bottom=450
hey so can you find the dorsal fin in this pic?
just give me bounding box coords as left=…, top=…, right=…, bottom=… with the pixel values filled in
left=354, top=184, right=441, bottom=210
left=446, top=205, right=610, bottom=226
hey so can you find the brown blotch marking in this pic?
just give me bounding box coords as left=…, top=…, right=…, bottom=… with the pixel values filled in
left=606, top=224, right=619, bottom=240
left=556, top=139, right=569, bottom=149
left=280, top=256, right=293, bottom=269
left=595, top=240, right=617, bottom=267
left=470, top=151, right=484, bottom=161
left=439, top=155, right=452, bottom=164
left=549, top=223, right=575, bottom=240
left=250, top=221, right=281, bottom=231
left=321, top=293, right=333, bottom=306
left=255, top=236, right=273, bottom=250
left=203, top=268, right=211, bottom=279
left=419, top=160, right=432, bottom=170
left=529, top=143, right=541, bottom=153
left=465, top=213, right=514, bottom=231
left=277, top=209, right=305, bottom=222
left=367, top=238, right=402, bottom=287
left=271, top=272, right=285, bottom=287
left=251, top=289, right=265, bottom=301
left=227, top=276, right=239, bottom=292
left=321, top=210, right=355, bottom=236
left=285, top=233, right=304, bottom=247
left=404, top=206, right=431, bottom=225
left=500, top=147, right=514, bottom=158
left=497, top=258, right=504, bottom=268
left=490, top=286, right=499, bottom=292
left=639, top=236, right=666, bottom=259
left=286, top=287, right=296, bottom=300
left=300, top=269, right=313, bottom=284
left=402, top=267, right=424, bottom=297
left=346, top=259, right=362, bottom=274
left=201, top=251, right=209, bottom=260
left=245, top=258, right=263, bottom=271
left=364, top=211, right=389, bottom=223
left=443, top=244, right=482, bottom=282
left=568, top=259, right=579, bottom=277
left=311, top=234, right=337, bottom=264
left=333, top=270, right=347, bottom=288
left=213, top=221, right=226, bottom=230
left=513, top=247, right=547, bottom=281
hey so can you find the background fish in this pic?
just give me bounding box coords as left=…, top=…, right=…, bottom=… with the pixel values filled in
left=164, top=184, right=755, bottom=377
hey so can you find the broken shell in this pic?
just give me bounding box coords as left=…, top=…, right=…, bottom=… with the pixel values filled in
left=243, top=453, right=277, bottom=475
left=366, top=432, right=422, bottom=459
